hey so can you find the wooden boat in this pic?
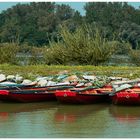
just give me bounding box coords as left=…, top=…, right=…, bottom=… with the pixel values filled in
left=110, top=84, right=140, bottom=105
left=55, top=86, right=112, bottom=104
left=0, top=85, right=74, bottom=103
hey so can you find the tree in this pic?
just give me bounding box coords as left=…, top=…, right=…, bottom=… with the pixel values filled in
left=84, top=2, right=139, bottom=42
left=55, top=4, right=74, bottom=21
left=0, top=2, right=77, bottom=46
left=119, top=21, right=140, bottom=49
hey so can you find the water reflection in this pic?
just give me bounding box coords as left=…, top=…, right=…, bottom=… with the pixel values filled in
left=52, top=104, right=109, bottom=138
left=0, top=102, right=57, bottom=122
left=55, top=104, right=108, bottom=123
left=109, top=105, right=140, bottom=123
left=0, top=102, right=109, bottom=138
left=1, top=102, right=140, bottom=138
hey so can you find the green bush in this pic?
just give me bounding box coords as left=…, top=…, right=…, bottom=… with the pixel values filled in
left=43, top=42, right=69, bottom=65
left=18, top=43, right=32, bottom=53
left=28, top=47, right=45, bottom=65
left=0, top=43, right=19, bottom=64
left=44, top=25, right=116, bottom=65
left=129, top=49, right=140, bottom=66
left=113, top=41, right=132, bottom=55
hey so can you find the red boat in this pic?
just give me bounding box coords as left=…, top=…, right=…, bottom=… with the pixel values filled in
left=0, top=85, right=74, bottom=103
left=110, top=85, right=140, bottom=105
left=55, top=86, right=112, bottom=104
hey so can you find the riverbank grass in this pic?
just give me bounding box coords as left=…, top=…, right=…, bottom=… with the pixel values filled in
left=0, top=64, right=140, bottom=80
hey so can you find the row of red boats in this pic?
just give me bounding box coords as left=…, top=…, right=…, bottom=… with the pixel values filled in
left=0, top=83, right=140, bottom=105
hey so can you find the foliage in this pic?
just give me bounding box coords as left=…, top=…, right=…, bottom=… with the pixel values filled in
left=0, top=2, right=140, bottom=48
left=18, top=43, right=32, bottom=53
left=113, top=41, right=132, bottom=55
left=84, top=2, right=140, bottom=48
left=62, top=26, right=117, bottom=65
left=28, top=47, right=45, bottom=65
left=129, top=49, right=140, bottom=66
left=55, top=4, right=74, bottom=21
left=0, top=2, right=140, bottom=66
left=43, top=42, right=69, bottom=65
left=0, top=43, right=19, bottom=64
left=0, top=2, right=79, bottom=46
left=44, top=25, right=116, bottom=65
left=84, top=2, right=130, bottom=29
left=118, top=22, right=140, bottom=49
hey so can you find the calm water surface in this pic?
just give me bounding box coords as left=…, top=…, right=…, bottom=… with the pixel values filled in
left=0, top=102, right=140, bottom=138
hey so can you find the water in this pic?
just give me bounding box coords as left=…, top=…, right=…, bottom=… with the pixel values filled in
left=0, top=102, right=140, bottom=138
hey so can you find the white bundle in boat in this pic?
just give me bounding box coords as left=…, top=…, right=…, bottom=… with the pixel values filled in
left=112, top=79, right=140, bottom=85
left=22, top=79, right=32, bottom=84
left=63, top=75, right=79, bottom=82
left=112, top=84, right=119, bottom=89
left=47, top=81, right=56, bottom=86
left=15, top=75, right=23, bottom=83
left=0, top=74, right=6, bottom=82
left=122, top=78, right=129, bottom=81
left=22, top=79, right=37, bottom=85
left=137, top=83, right=140, bottom=87
left=114, top=84, right=132, bottom=92
left=83, top=75, right=96, bottom=80
left=76, top=83, right=85, bottom=87
left=85, top=82, right=93, bottom=86
left=36, top=76, right=49, bottom=82
left=55, top=82, right=70, bottom=86
left=37, top=79, right=48, bottom=87
left=7, top=75, right=15, bottom=81
left=109, top=76, right=122, bottom=81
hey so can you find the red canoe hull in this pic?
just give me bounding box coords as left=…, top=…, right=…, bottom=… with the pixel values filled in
left=55, top=91, right=109, bottom=104
left=110, top=92, right=140, bottom=105
left=0, top=90, right=56, bottom=103
left=0, top=85, right=75, bottom=103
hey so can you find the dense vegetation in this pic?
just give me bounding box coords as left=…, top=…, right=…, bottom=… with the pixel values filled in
left=43, top=26, right=117, bottom=65
left=0, top=2, right=82, bottom=46
left=0, top=2, right=140, bottom=66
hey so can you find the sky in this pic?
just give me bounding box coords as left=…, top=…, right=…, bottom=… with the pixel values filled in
left=0, top=2, right=140, bottom=15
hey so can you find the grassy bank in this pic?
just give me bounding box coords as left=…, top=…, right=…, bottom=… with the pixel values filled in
left=0, top=64, right=140, bottom=80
